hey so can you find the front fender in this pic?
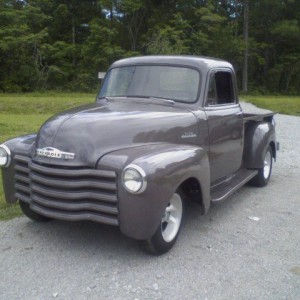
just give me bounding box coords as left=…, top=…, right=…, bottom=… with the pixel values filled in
left=243, top=122, right=276, bottom=169
left=1, top=134, right=37, bottom=203
left=98, top=143, right=210, bottom=240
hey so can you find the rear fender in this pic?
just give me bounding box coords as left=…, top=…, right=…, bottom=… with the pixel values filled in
left=98, top=143, right=210, bottom=240
left=243, top=122, right=276, bottom=169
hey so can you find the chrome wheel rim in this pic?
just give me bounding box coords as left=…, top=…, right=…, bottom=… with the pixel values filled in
left=161, top=193, right=183, bottom=243
left=263, top=150, right=272, bottom=179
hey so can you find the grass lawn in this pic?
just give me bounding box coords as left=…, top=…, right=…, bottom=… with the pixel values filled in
left=0, top=93, right=299, bottom=221
left=242, top=95, right=300, bottom=116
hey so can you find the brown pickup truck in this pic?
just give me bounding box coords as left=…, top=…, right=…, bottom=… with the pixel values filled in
left=0, top=56, right=277, bottom=254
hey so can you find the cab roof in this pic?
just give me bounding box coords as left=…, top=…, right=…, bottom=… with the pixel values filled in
left=110, top=55, right=233, bottom=73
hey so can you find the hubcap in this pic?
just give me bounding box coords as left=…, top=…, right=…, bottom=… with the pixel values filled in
left=161, top=193, right=183, bottom=243
left=263, top=150, right=272, bottom=179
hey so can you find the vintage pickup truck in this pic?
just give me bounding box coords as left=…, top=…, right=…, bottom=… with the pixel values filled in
left=0, top=56, right=277, bottom=254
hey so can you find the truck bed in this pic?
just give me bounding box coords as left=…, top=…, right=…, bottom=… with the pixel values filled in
left=240, top=102, right=276, bottom=123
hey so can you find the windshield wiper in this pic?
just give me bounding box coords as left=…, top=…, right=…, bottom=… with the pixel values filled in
left=149, top=96, right=175, bottom=105
left=125, top=95, right=150, bottom=99
left=125, top=95, right=175, bottom=105
left=98, top=95, right=175, bottom=105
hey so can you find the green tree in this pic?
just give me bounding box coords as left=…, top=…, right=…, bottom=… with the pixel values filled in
left=0, top=1, right=49, bottom=91
left=0, top=0, right=299, bottom=93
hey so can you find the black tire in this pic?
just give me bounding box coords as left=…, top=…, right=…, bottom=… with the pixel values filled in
left=19, top=201, right=52, bottom=222
left=142, top=190, right=185, bottom=255
left=249, top=145, right=273, bottom=187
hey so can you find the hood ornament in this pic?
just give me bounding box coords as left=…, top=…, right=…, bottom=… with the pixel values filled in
left=36, top=147, right=75, bottom=160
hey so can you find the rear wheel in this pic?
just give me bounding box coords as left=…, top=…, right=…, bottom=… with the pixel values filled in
left=143, top=191, right=184, bottom=255
left=250, top=145, right=273, bottom=187
left=19, top=201, right=52, bottom=222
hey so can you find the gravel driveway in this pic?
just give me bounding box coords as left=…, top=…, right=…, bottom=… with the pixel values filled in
left=0, top=110, right=299, bottom=300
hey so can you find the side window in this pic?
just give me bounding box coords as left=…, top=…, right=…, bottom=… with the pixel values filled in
left=207, top=71, right=235, bottom=106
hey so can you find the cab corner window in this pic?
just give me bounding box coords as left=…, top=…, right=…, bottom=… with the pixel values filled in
left=207, top=71, right=235, bottom=106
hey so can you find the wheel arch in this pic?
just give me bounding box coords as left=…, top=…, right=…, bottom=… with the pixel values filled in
left=269, top=140, right=276, bottom=160
left=178, top=177, right=205, bottom=212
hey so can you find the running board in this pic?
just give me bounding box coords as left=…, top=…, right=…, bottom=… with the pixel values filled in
left=211, top=169, right=258, bottom=202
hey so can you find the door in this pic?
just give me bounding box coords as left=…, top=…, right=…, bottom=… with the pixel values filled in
left=204, top=69, right=244, bottom=184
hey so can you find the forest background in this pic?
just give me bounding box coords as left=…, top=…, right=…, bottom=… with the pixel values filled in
left=0, top=0, right=299, bottom=94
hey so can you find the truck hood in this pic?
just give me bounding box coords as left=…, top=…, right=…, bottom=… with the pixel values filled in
left=34, top=100, right=198, bottom=167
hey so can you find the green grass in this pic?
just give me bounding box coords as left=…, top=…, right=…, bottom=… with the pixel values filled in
left=242, top=96, right=300, bottom=116
left=0, top=92, right=96, bottom=115
left=0, top=93, right=95, bottom=220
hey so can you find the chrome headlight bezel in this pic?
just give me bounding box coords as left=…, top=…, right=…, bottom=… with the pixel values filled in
left=0, top=144, right=11, bottom=168
left=122, top=164, right=147, bottom=194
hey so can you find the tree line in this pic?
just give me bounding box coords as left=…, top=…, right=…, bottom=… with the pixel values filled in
left=0, top=0, right=299, bottom=94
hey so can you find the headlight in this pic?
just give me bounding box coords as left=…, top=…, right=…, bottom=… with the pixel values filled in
left=122, top=164, right=147, bottom=194
left=0, top=145, right=11, bottom=168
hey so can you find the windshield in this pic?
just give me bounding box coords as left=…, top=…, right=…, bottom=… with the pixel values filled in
left=99, top=65, right=200, bottom=103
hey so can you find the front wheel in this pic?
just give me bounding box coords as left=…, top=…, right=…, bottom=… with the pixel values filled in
left=250, top=145, right=273, bottom=187
left=19, top=201, right=52, bottom=222
left=143, top=191, right=184, bottom=255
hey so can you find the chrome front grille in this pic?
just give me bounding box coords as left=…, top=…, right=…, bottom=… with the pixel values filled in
left=14, top=155, right=31, bottom=203
left=14, top=155, right=119, bottom=225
